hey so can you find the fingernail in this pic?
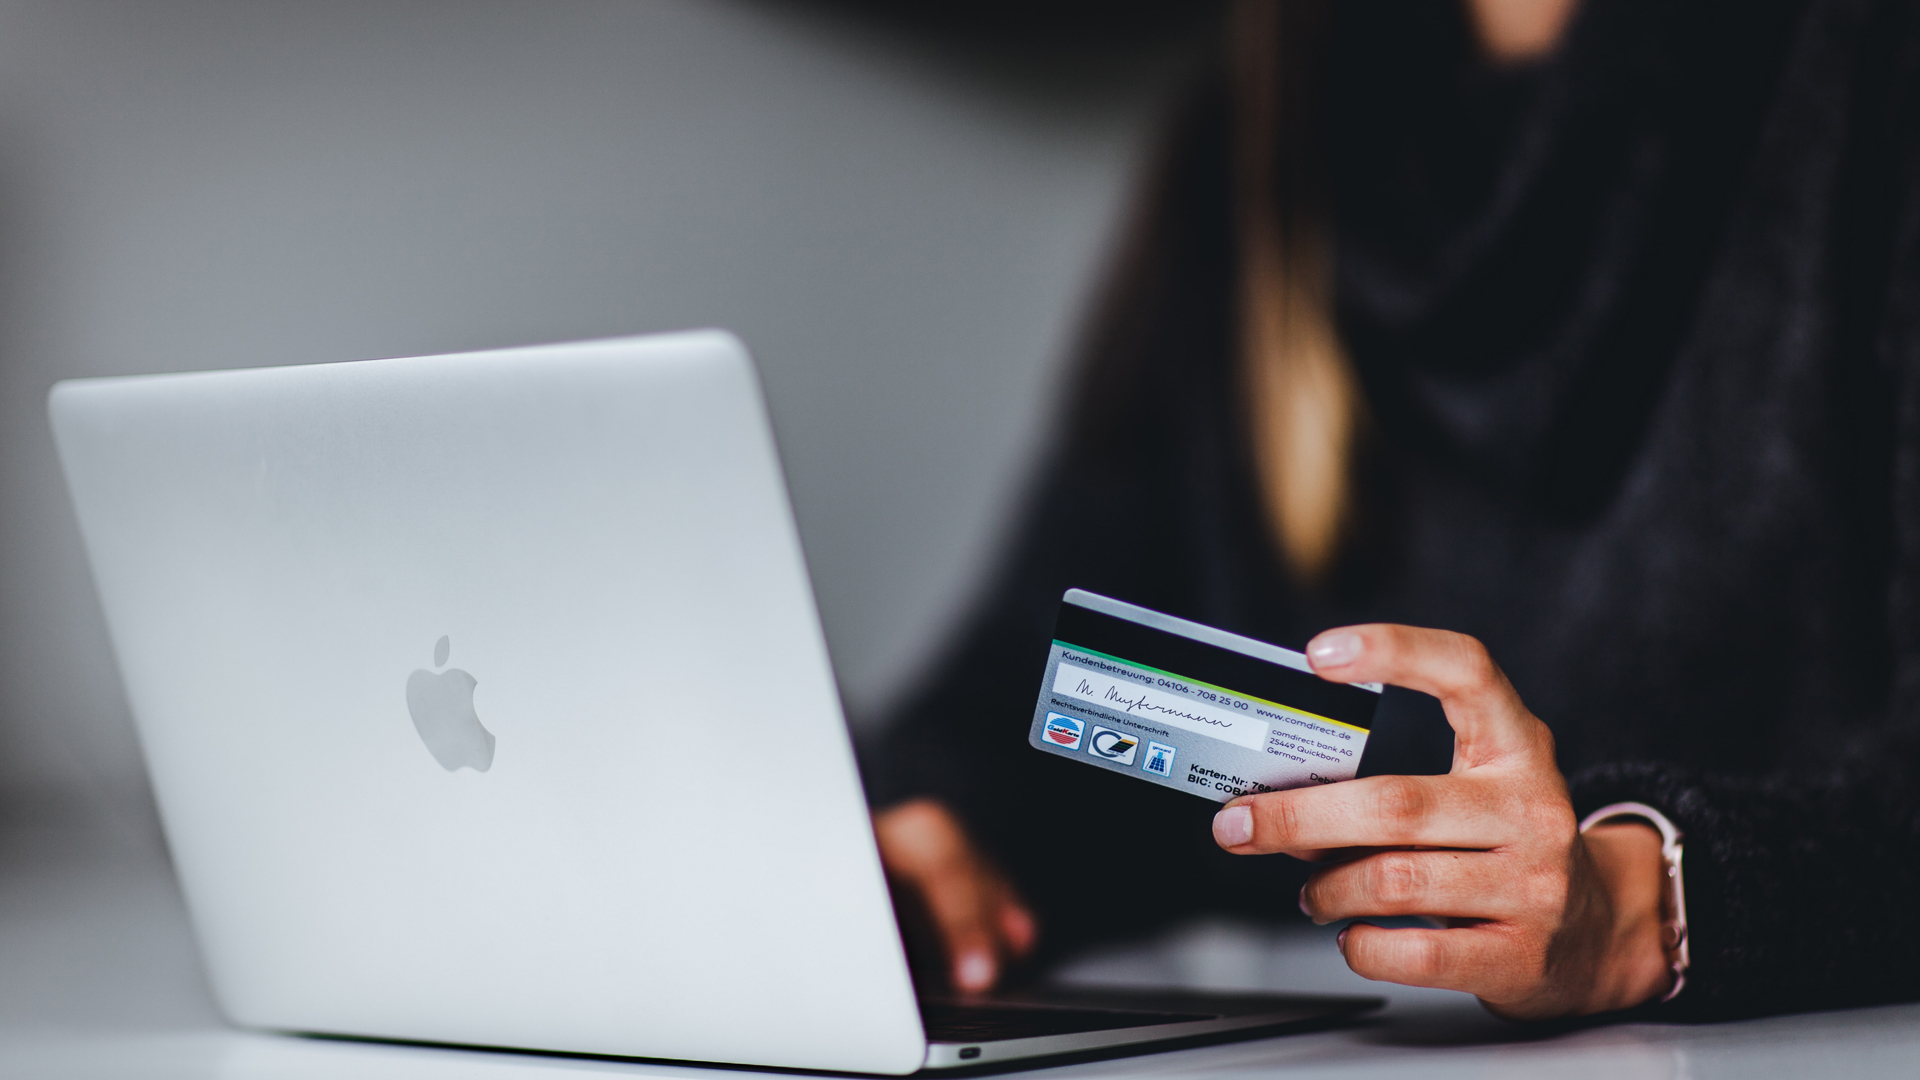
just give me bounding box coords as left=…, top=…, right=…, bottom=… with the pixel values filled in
left=1308, top=632, right=1362, bottom=669
left=1003, top=906, right=1037, bottom=953
left=1213, top=805, right=1254, bottom=847
left=1298, top=886, right=1311, bottom=918
left=955, top=950, right=995, bottom=992
left=1336, top=926, right=1349, bottom=954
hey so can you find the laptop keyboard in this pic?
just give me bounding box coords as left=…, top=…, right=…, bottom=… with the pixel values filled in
left=920, top=1002, right=1213, bottom=1042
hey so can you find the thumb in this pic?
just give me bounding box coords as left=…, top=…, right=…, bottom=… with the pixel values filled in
left=1304, top=623, right=1545, bottom=765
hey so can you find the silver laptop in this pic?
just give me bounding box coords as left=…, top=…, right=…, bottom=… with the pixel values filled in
left=48, top=331, right=1378, bottom=1073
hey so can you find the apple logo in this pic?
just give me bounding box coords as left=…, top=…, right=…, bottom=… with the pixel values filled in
left=405, top=635, right=495, bottom=772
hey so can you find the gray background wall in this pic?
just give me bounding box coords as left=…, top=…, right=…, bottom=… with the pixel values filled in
left=0, top=1, right=1201, bottom=833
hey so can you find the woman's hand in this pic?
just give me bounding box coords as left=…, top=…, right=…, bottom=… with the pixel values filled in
left=873, top=798, right=1036, bottom=994
left=1211, top=624, right=1672, bottom=1019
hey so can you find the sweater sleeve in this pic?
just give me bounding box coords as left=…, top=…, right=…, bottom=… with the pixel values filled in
left=1569, top=9, right=1920, bottom=1020
left=1570, top=748, right=1920, bottom=1020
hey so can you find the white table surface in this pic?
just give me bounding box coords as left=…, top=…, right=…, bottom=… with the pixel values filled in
left=5, top=821, right=1917, bottom=1079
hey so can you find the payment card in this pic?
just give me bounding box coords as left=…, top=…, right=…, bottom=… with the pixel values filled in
left=1028, top=589, right=1382, bottom=802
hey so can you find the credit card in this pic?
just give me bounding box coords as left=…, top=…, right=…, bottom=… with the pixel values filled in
left=1027, top=589, right=1382, bottom=803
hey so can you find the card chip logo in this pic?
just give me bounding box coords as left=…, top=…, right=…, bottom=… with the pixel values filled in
left=1141, top=741, right=1176, bottom=776
left=1088, top=726, right=1139, bottom=765
left=1043, top=712, right=1085, bottom=750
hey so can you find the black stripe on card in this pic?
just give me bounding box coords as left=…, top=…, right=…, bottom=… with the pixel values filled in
left=1052, top=603, right=1379, bottom=731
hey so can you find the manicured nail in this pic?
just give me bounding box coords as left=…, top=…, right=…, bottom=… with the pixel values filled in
left=1213, top=805, right=1254, bottom=847
left=1308, top=633, right=1362, bottom=669
left=1298, top=886, right=1311, bottom=918
left=1336, top=926, right=1349, bottom=954
left=955, top=950, right=995, bottom=992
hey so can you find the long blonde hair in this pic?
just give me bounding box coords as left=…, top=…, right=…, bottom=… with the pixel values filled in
left=1233, top=0, right=1360, bottom=585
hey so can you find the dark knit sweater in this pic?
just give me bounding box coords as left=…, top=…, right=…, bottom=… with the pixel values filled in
left=865, top=0, right=1920, bottom=1020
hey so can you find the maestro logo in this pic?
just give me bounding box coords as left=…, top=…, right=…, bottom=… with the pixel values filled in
left=405, top=635, right=496, bottom=772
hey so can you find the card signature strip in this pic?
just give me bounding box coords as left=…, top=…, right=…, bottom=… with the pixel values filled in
left=1053, top=644, right=1373, bottom=736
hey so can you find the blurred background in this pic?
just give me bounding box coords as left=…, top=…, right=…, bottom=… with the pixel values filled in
left=0, top=0, right=1221, bottom=839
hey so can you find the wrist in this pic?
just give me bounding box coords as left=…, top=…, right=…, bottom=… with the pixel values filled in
left=1581, top=822, right=1674, bottom=1012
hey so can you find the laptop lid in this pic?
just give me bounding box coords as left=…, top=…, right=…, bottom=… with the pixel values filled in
left=49, top=331, right=928, bottom=1074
